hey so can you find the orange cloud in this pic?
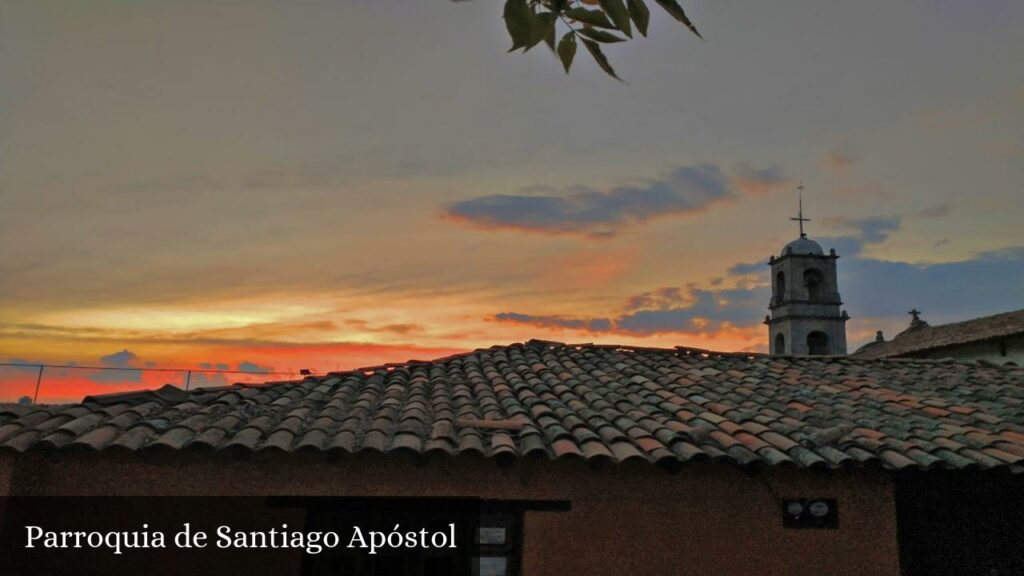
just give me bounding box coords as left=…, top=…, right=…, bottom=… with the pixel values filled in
left=541, top=248, right=637, bottom=290
left=343, top=319, right=424, bottom=335
left=823, top=151, right=855, bottom=175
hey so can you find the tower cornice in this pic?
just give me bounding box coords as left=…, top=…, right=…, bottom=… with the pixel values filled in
left=768, top=252, right=839, bottom=265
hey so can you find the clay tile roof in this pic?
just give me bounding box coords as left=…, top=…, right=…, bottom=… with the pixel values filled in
left=2, top=340, right=1024, bottom=473
left=853, top=309, right=1024, bottom=359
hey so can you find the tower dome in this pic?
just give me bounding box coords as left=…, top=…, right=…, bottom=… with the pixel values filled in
left=782, top=236, right=824, bottom=256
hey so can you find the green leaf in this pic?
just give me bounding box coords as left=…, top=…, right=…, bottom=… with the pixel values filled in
left=564, top=7, right=616, bottom=29
left=503, top=0, right=534, bottom=51
left=652, top=0, right=702, bottom=38
left=557, top=32, right=576, bottom=73
left=543, top=16, right=557, bottom=52
left=576, top=27, right=626, bottom=43
left=599, top=0, right=632, bottom=38
left=525, top=11, right=557, bottom=52
left=581, top=38, right=622, bottom=81
left=627, top=0, right=650, bottom=37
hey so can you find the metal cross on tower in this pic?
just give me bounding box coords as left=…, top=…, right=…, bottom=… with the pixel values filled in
left=790, top=181, right=811, bottom=238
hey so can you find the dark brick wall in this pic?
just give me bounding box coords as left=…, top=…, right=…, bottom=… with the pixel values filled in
left=1, top=454, right=901, bottom=576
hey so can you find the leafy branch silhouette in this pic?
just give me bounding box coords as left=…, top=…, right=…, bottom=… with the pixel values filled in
left=456, top=0, right=702, bottom=81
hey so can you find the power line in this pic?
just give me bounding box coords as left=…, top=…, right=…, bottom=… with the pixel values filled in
left=0, top=362, right=305, bottom=376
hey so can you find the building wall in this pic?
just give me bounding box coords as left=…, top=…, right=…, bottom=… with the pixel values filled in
left=0, top=454, right=11, bottom=532
left=0, top=454, right=901, bottom=576
left=912, top=335, right=1024, bottom=365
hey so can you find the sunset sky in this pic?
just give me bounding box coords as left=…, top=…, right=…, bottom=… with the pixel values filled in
left=2, top=1, right=1023, bottom=402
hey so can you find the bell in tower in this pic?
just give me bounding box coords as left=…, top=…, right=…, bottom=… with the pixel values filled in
left=765, top=183, right=849, bottom=355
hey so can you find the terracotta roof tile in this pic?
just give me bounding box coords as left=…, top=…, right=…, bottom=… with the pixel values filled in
left=760, top=431, right=799, bottom=452
left=608, top=441, right=644, bottom=462
left=3, top=430, right=42, bottom=452
left=190, top=427, right=227, bottom=450
left=152, top=427, right=195, bottom=451
left=391, top=433, right=423, bottom=454
left=2, top=340, right=1023, bottom=472
left=222, top=427, right=261, bottom=452
left=726, top=445, right=759, bottom=466
left=457, top=433, right=485, bottom=455
left=958, top=448, right=1003, bottom=469
left=789, top=447, right=829, bottom=468
left=260, top=430, right=295, bottom=452
left=108, top=426, right=156, bottom=451
left=73, top=426, right=122, bottom=451
left=0, top=424, right=24, bottom=444
left=519, top=434, right=547, bottom=457
left=757, top=446, right=793, bottom=467
left=814, top=446, right=853, bottom=467
left=981, top=447, right=1022, bottom=465
left=995, top=441, right=1024, bottom=458
left=39, top=430, right=76, bottom=449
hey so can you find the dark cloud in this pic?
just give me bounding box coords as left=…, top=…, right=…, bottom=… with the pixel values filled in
left=733, top=163, right=790, bottom=194
left=190, top=360, right=293, bottom=388
left=238, top=360, right=275, bottom=373
left=188, top=371, right=228, bottom=389
left=843, top=216, right=901, bottom=244
left=820, top=215, right=901, bottom=254
left=727, top=260, right=766, bottom=276
left=444, top=164, right=733, bottom=238
left=90, top=349, right=143, bottom=384
left=624, top=287, right=689, bottom=311
left=617, top=286, right=768, bottom=334
left=494, top=285, right=767, bottom=336
left=4, top=358, right=47, bottom=373
left=492, top=313, right=613, bottom=332
left=100, top=349, right=139, bottom=367
left=842, top=247, right=1024, bottom=321
left=188, top=361, right=233, bottom=389
left=725, top=215, right=896, bottom=277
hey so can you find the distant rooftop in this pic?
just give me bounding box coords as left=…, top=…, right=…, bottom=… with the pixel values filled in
left=854, top=309, right=1024, bottom=359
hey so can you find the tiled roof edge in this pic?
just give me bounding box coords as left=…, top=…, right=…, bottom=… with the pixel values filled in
left=32, top=339, right=1023, bottom=410
left=852, top=309, right=1024, bottom=358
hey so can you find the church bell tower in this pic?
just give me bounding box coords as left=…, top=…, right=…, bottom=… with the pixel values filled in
left=765, top=183, right=848, bottom=355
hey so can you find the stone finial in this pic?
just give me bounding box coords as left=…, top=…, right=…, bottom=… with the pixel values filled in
left=907, top=309, right=930, bottom=331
